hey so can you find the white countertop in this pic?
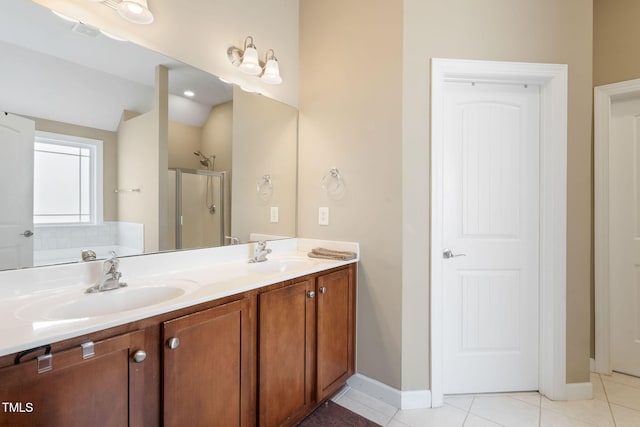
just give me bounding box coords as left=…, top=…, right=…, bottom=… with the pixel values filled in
left=0, top=238, right=359, bottom=357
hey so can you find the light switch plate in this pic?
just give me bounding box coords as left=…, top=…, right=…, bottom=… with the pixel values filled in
left=270, top=207, right=279, bottom=223
left=318, top=207, right=329, bottom=226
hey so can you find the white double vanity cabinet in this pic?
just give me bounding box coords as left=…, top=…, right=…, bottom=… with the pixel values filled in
left=0, top=239, right=358, bottom=427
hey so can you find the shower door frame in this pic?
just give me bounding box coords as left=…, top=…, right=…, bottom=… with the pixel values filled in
left=172, top=168, right=226, bottom=249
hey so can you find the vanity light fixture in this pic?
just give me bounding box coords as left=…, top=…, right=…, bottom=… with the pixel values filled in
left=261, top=49, right=282, bottom=85
left=228, top=36, right=283, bottom=85
left=117, top=0, right=154, bottom=25
left=238, top=36, right=262, bottom=75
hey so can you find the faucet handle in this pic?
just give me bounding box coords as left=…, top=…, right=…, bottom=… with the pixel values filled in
left=103, top=251, right=119, bottom=273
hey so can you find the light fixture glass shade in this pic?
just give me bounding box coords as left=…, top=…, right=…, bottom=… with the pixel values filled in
left=261, top=58, right=282, bottom=85
left=117, top=0, right=154, bottom=25
left=239, top=46, right=262, bottom=76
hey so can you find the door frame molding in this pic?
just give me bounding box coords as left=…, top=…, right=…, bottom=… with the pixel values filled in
left=593, top=78, right=640, bottom=374
left=430, top=58, right=568, bottom=406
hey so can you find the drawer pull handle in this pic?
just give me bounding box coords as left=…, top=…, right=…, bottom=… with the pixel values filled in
left=307, top=291, right=315, bottom=299
left=319, top=287, right=327, bottom=294
left=132, top=350, right=147, bottom=363
left=167, top=337, right=180, bottom=350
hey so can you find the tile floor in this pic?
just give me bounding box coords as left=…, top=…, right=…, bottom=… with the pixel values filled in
left=332, top=372, right=640, bottom=426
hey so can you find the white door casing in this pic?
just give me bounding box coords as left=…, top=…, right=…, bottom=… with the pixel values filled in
left=431, top=58, right=571, bottom=407
left=441, top=82, right=540, bottom=394
left=595, top=79, right=640, bottom=376
left=0, top=113, right=35, bottom=269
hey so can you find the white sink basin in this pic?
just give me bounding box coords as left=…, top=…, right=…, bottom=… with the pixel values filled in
left=18, top=279, right=197, bottom=321
left=248, top=258, right=314, bottom=274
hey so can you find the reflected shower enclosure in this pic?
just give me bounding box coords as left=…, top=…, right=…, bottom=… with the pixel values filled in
left=168, top=169, right=226, bottom=250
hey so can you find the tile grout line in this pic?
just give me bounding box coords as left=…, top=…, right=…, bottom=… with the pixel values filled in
left=600, top=373, right=619, bottom=426
left=461, top=396, right=474, bottom=426
left=538, top=393, right=542, bottom=427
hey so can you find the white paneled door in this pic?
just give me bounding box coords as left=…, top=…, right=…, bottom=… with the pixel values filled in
left=609, top=96, right=640, bottom=377
left=442, top=82, right=540, bottom=394
left=0, top=113, right=34, bottom=270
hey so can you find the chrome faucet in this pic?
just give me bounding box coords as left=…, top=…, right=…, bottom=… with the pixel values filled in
left=225, top=235, right=240, bottom=245
left=249, top=240, right=272, bottom=263
left=86, top=251, right=127, bottom=293
left=81, top=249, right=96, bottom=262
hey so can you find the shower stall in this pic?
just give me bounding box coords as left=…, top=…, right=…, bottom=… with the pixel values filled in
left=167, top=168, right=227, bottom=250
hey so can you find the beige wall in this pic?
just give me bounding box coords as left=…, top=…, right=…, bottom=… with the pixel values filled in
left=29, top=117, right=118, bottom=222
left=404, top=0, right=593, bottom=387
left=35, top=0, right=596, bottom=391
left=232, top=88, right=298, bottom=242
left=300, top=0, right=593, bottom=390
left=34, top=0, right=299, bottom=107
left=168, top=121, right=203, bottom=170
left=594, top=0, right=640, bottom=87
left=117, top=66, right=168, bottom=253
left=299, top=0, right=404, bottom=388
left=201, top=101, right=233, bottom=174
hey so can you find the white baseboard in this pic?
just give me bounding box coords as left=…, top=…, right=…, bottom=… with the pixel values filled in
left=347, top=373, right=431, bottom=409
left=563, top=381, right=593, bottom=400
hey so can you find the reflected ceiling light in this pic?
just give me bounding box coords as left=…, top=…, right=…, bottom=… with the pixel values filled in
left=228, top=36, right=283, bottom=85
left=117, top=0, right=154, bottom=25
left=183, top=90, right=195, bottom=97
left=218, top=77, right=232, bottom=84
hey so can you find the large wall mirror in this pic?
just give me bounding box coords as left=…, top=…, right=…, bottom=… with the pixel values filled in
left=0, top=0, right=298, bottom=271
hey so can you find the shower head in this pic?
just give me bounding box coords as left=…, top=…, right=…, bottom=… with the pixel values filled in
left=193, top=151, right=216, bottom=169
left=193, top=151, right=210, bottom=167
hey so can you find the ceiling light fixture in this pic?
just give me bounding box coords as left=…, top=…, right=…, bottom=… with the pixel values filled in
left=183, top=90, right=195, bottom=97
left=117, top=0, right=154, bottom=25
left=228, top=36, right=283, bottom=85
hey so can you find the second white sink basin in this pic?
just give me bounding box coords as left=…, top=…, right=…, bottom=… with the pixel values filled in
left=18, top=279, right=197, bottom=321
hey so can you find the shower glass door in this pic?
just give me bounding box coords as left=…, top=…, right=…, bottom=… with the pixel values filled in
left=169, top=169, right=226, bottom=250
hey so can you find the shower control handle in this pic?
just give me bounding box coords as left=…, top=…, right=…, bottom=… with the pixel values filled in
left=20, top=230, right=34, bottom=238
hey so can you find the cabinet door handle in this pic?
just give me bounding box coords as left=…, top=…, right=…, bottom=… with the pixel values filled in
left=167, top=337, right=180, bottom=350
left=132, top=350, right=147, bottom=363
left=319, top=286, right=327, bottom=294
left=307, top=291, right=315, bottom=299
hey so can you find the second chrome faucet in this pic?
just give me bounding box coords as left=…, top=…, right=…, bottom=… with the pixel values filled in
left=249, top=240, right=272, bottom=263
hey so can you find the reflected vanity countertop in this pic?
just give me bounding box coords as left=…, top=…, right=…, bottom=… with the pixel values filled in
left=0, top=238, right=359, bottom=357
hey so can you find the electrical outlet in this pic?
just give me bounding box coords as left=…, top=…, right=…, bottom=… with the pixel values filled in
left=318, top=207, right=329, bottom=226
left=270, top=207, right=279, bottom=223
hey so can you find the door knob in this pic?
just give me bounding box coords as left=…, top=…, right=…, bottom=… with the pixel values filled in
left=319, top=287, right=327, bottom=294
left=307, top=291, right=316, bottom=299
left=443, top=249, right=466, bottom=259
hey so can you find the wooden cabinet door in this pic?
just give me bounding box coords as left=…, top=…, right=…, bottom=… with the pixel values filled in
left=259, top=279, right=315, bottom=427
left=316, top=267, right=355, bottom=401
left=0, top=330, right=147, bottom=427
left=162, top=297, right=254, bottom=427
